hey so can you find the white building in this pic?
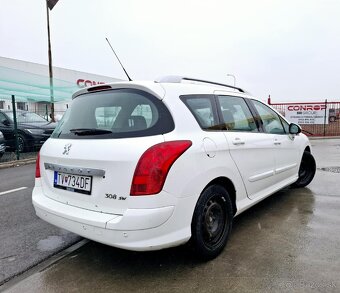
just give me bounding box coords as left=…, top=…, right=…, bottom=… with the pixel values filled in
left=0, top=56, right=120, bottom=117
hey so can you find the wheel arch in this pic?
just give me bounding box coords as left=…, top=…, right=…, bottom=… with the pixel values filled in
left=204, top=177, right=237, bottom=216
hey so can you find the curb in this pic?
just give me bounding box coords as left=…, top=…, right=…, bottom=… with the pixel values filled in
left=0, top=158, right=36, bottom=170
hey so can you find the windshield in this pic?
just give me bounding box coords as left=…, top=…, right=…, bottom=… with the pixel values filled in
left=7, top=111, right=47, bottom=123
left=51, top=88, right=174, bottom=139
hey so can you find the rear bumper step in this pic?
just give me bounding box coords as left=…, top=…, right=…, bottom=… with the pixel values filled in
left=32, top=187, right=189, bottom=251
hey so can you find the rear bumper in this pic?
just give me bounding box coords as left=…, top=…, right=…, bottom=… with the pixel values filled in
left=32, top=186, right=194, bottom=251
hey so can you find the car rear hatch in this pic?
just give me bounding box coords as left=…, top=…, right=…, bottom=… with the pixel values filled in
left=40, top=136, right=164, bottom=215
left=39, top=86, right=174, bottom=215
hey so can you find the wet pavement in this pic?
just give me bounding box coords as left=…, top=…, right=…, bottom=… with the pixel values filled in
left=2, top=139, right=340, bottom=292
left=0, top=165, right=81, bottom=285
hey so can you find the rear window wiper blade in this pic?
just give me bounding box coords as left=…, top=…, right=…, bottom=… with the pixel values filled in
left=69, top=128, right=112, bottom=135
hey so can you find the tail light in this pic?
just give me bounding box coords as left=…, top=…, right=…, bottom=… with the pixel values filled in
left=35, top=152, right=41, bottom=178
left=130, top=140, right=192, bottom=196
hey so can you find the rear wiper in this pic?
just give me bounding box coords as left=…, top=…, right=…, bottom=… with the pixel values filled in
left=69, top=128, right=112, bottom=135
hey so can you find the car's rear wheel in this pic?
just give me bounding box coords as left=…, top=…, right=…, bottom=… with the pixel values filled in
left=292, top=151, right=316, bottom=188
left=191, top=185, right=233, bottom=260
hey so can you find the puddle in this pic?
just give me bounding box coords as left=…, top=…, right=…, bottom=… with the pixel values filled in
left=37, top=236, right=65, bottom=252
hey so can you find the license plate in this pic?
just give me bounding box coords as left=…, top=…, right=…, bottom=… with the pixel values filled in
left=54, top=171, right=92, bottom=195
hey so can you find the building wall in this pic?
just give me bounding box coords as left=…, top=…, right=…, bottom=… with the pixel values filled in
left=0, top=56, right=121, bottom=116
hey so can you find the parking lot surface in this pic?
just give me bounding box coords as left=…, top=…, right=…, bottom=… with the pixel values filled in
left=0, top=164, right=81, bottom=285
left=2, top=139, right=340, bottom=293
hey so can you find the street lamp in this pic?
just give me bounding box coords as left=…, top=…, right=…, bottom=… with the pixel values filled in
left=227, top=74, right=236, bottom=87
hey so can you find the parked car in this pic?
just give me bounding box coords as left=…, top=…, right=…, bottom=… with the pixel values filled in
left=0, top=130, right=6, bottom=159
left=32, top=76, right=316, bottom=259
left=0, top=110, right=56, bottom=152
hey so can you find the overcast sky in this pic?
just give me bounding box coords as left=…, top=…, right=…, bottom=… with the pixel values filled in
left=1, top=0, right=340, bottom=101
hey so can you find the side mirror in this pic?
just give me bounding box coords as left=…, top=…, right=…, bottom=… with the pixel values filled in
left=1, top=119, right=10, bottom=126
left=289, top=123, right=301, bottom=135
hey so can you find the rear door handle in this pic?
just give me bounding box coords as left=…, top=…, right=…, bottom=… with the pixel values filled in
left=232, top=138, right=245, bottom=146
left=274, top=139, right=281, bottom=145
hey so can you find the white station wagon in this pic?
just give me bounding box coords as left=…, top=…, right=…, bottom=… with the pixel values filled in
left=32, top=76, right=316, bottom=259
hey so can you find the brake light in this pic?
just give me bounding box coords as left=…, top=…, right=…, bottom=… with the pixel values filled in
left=35, top=152, right=41, bottom=178
left=130, top=140, right=192, bottom=196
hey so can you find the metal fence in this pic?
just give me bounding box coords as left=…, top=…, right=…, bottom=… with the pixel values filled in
left=0, top=96, right=67, bottom=163
left=268, top=98, right=340, bottom=137
left=1, top=95, right=340, bottom=164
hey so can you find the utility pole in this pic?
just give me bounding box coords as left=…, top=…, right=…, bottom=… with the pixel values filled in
left=46, top=0, right=60, bottom=122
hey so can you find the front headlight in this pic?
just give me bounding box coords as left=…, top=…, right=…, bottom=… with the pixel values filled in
left=0, top=131, right=3, bottom=139
left=26, top=129, right=45, bottom=135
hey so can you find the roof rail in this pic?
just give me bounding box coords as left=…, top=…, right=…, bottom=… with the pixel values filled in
left=155, top=75, right=245, bottom=93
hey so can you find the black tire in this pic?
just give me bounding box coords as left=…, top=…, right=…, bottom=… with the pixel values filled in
left=17, top=134, right=27, bottom=153
left=190, top=185, right=233, bottom=260
left=329, top=116, right=336, bottom=123
left=292, top=151, right=316, bottom=188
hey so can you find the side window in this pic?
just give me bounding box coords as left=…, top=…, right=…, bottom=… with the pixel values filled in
left=217, top=96, right=258, bottom=132
left=0, top=113, right=8, bottom=124
left=252, top=100, right=285, bottom=134
left=181, top=95, right=219, bottom=130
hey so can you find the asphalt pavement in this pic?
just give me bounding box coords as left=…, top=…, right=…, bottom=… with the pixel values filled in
left=0, top=164, right=81, bottom=285
left=1, top=139, right=340, bottom=292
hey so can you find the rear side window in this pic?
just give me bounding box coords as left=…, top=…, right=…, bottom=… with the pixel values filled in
left=51, top=89, right=174, bottom=139
left=180, top=95, right=220, bottom=130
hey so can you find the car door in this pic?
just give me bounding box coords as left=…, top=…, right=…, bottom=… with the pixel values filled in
left=251, top=100, right=300, bottom=184
left=216, top=95, right=278, bottom=200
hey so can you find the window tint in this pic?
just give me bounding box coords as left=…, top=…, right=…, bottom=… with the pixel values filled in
left=51, top=89, right=174, bottom=139
left=131, top=104, right=154, bottom=127
left=217, top=96, right=258, bottom=132
left=252, top=100, right=285, bottom=134
left=95, top=106, right=121, bottom=129
left=181, top=95, right=219, bottom=130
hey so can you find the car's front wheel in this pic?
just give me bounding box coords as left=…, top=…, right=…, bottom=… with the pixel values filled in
left=191, top=185, right=233, bottom=260
left=292, top=151, right=316, bottom=188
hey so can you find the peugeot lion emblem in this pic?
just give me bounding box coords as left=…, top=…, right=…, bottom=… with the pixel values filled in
left=63, top=143, right=72, bottom=155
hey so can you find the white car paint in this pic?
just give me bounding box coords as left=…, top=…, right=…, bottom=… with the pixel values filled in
left=32, top=78, right=312, bottom=252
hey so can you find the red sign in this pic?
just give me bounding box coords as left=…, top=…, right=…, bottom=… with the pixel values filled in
left=76, top=79, right=105, bottom=88
left=287, top=105, right=326, bottom=111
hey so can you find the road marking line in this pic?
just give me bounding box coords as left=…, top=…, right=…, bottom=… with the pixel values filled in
left=0, top=187, right=28, bottom=196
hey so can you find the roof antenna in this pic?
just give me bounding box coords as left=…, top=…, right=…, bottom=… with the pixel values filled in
left=105, top=37, right=132, bottom=81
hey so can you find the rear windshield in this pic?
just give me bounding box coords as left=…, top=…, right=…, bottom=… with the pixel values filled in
left=51, top=89, right=174, bottom=139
